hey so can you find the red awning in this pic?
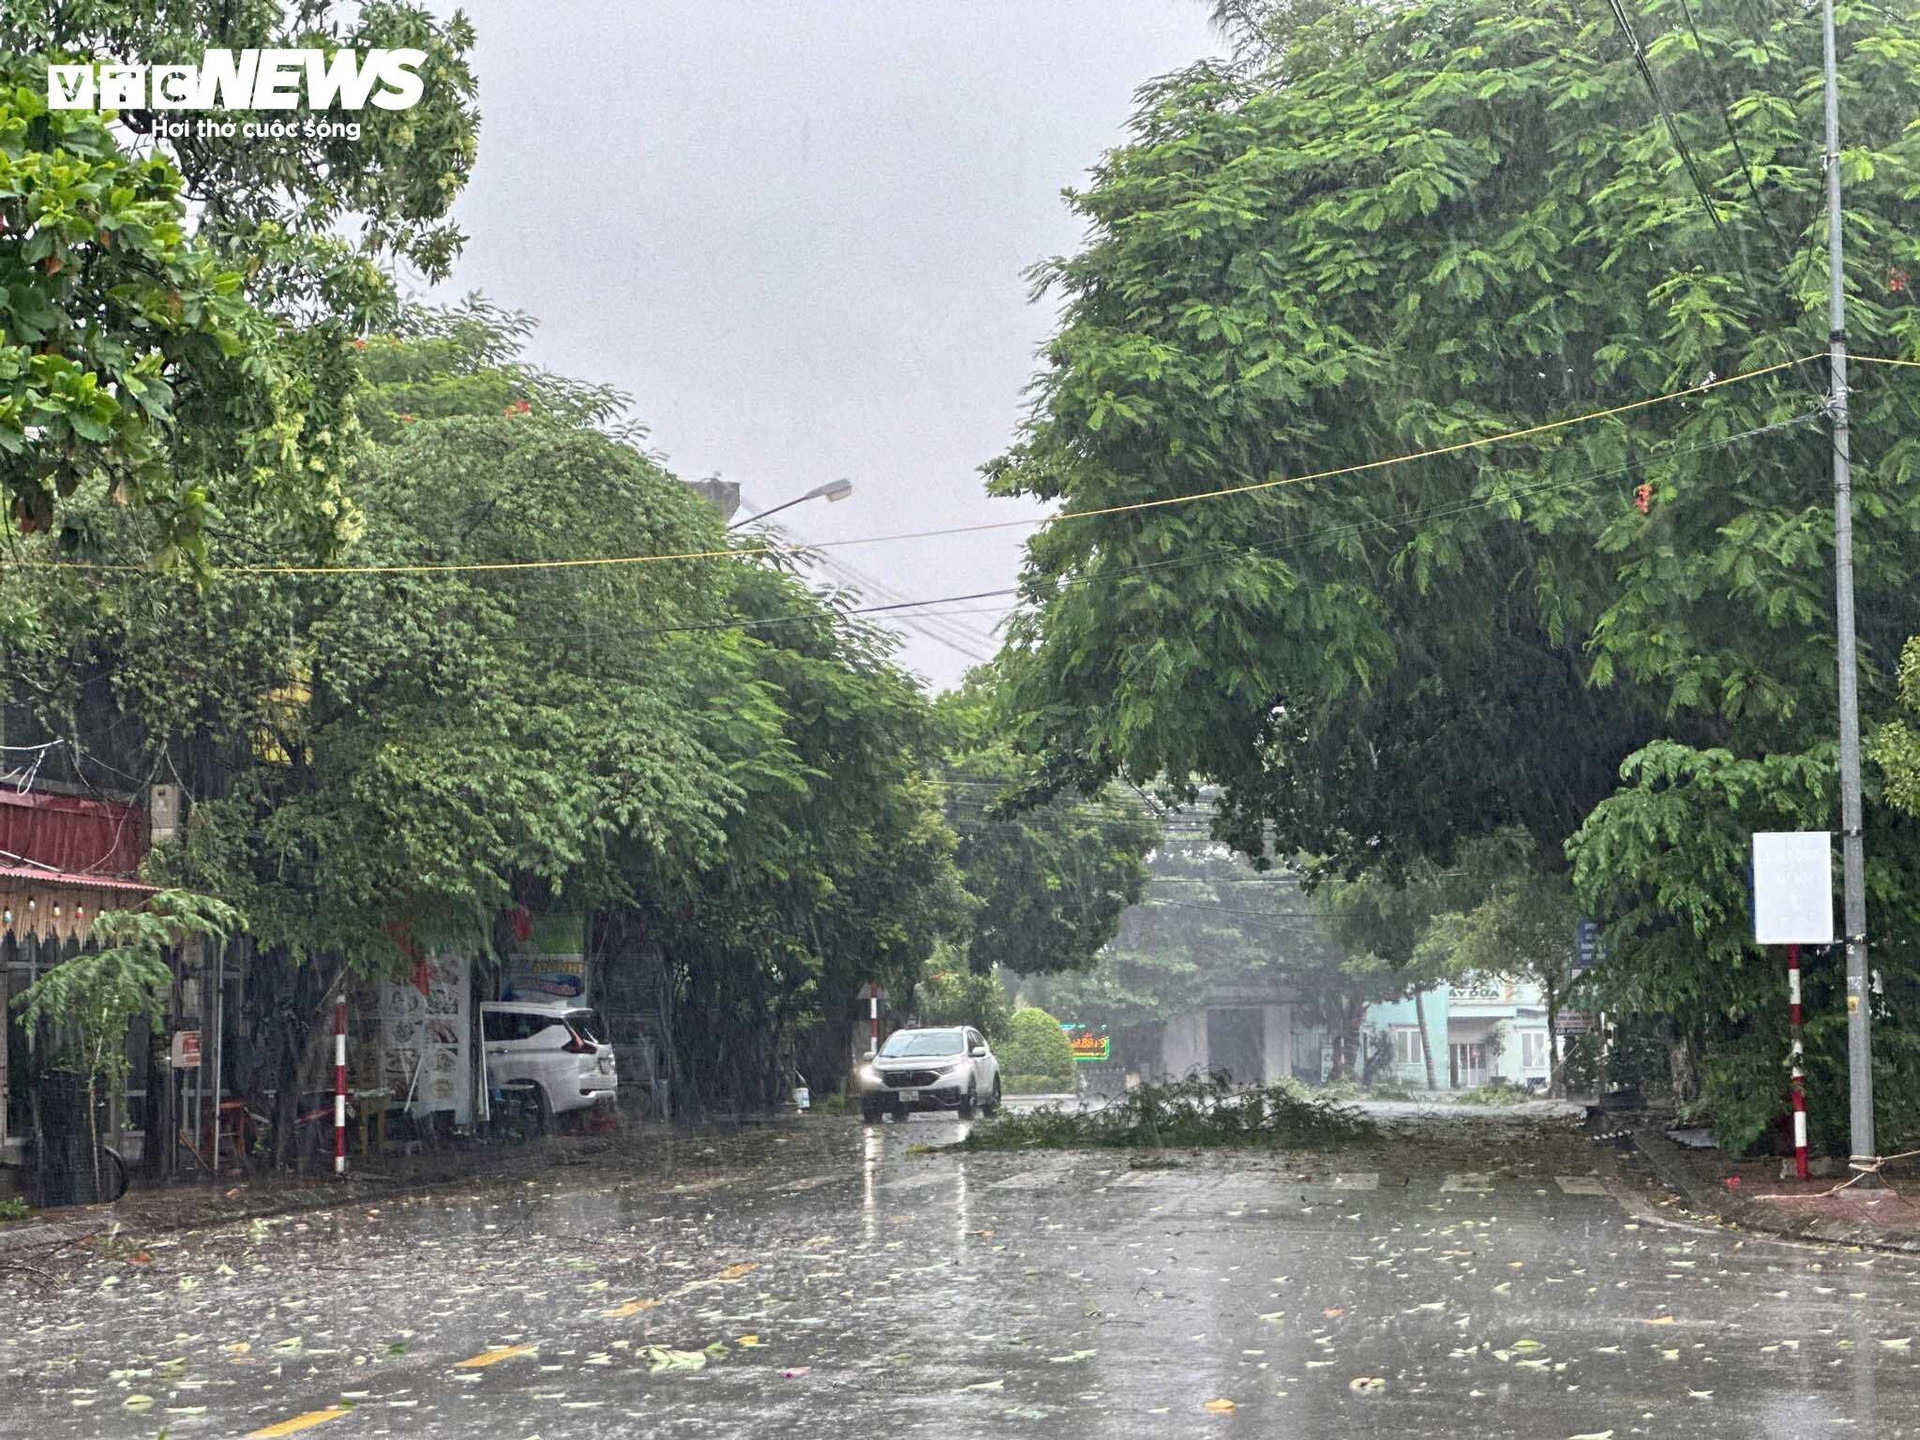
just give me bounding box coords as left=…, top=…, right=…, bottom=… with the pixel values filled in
left=0, top=789, right=149, bottom=877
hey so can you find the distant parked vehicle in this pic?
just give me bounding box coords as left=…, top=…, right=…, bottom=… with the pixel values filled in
left=856, top=1026, right=1001, bottom=1122
left=481, top=1001, right=618, bottom=1132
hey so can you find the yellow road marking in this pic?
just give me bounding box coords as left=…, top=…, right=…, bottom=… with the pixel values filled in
left=245, top=1407, right=349, bottom=1438
left=603, top=1299, right=662, bottom=1319
left=455, top=1344, right=535, bottom=1368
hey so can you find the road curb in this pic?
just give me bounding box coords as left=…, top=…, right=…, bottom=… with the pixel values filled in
left=0, top=1116, right=816, bottom=1254
left=0, top=1218, right=101, bottom=1256
left=0, top=1170, right=458, bottom=1255
left=1628, top=1126, right=1920, bottom=1255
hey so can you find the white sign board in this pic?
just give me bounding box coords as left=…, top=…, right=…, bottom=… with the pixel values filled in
left=1752, top=832, right=1835, bottom=945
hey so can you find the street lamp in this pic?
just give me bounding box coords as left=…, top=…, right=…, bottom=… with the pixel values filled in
left=727, top=479, right=854, bottom=531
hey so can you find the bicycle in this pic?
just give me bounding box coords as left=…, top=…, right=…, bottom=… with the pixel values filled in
left=88, top=1143, right=128, bottom=1203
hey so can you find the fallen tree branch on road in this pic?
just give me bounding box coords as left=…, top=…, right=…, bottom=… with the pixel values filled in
left=957, top=1072, right=1375, bottom=1151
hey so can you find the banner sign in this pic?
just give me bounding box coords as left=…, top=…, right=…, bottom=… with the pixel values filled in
left=1062, top=1024, right=1110, bottom=1063
left=504, top=914, right=588, bottom=1002
left=504, top=954, right=587, bottom=1001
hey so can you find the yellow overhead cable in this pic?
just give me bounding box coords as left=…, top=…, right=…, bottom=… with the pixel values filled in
left=0, top=352, right=1834, bottom=579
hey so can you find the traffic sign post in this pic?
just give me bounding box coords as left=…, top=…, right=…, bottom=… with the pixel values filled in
left=1753, top=833, right=1835, bottom=1182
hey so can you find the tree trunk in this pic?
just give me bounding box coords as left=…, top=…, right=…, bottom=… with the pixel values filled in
left=1667, top=1027, right=1701, bottom=1105
left=1329, top=994, right=1367, bottom=1081
left=1542, top=976, right=1564, bottom=1099
left=142, top=1033, right=173, bottom=1185
left=1414, top=988, right=1438, bottom=1091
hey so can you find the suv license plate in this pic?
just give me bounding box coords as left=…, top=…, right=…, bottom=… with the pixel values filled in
left=896, top=1090, right=919, bottom=1102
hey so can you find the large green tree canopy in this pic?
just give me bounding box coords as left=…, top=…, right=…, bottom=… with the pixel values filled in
left=990, top=0, right=1920, bottom=1145
left=4, top=299, right=975, bottom=1121
left=4, top=304, right=767, bottom=969
left=993, top=0, right=1920, bottom=868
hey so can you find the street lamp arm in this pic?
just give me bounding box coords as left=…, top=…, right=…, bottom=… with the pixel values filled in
left=727, top=478, right=853, bottom=532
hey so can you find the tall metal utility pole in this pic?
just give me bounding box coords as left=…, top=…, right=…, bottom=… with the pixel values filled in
left=1821, top=0, right=1875, bottom=1170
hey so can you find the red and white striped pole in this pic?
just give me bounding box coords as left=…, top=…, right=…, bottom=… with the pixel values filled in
left=868, top=982, right=879, bottom=1056
left=1788, top=943, right=1809, bottom=1181
left=333, top=995, right=348, bottom=1177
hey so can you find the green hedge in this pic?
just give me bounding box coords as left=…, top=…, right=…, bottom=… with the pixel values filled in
left=997, top=1007, right=1076, bottom=1085
left=1003, top=1072, right=1075, bottom=1096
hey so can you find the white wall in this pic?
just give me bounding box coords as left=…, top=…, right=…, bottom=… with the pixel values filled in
left=1160, top=1010, right=1208, bottom=1079
left=1262, top=1004, right=1292, bottom=1085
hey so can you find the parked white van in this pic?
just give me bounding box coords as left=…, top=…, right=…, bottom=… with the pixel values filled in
left=480, top=1000, right=617, bottom=1128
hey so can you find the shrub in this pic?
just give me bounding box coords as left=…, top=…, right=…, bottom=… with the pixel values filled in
left=1003, top=1073, right=1072, bottom=1095
left=0, top=1195, right=26, bottom=1223
left=996, top=1007, right=1076, bottom=1085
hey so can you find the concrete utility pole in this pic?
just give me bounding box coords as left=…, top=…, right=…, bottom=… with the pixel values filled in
left=1821, top=0, right=1875, bottom=1170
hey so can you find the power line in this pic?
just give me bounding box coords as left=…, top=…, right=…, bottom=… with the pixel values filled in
left=732, top=490, right=999, bottom=664
left=482, top=409, right=1820, bottom=648
left=1603, top=0, right=1837, bottom=422
left=8, top=354, right=1825, bottom=580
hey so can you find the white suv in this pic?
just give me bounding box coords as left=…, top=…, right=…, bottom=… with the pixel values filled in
left=857, top=1026, right=1001, bottom=1122
left=481, top=1001, right=617, bottom=1125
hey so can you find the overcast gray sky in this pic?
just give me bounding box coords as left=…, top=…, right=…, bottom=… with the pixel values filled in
left=421, top=0, right=1220, bottom=689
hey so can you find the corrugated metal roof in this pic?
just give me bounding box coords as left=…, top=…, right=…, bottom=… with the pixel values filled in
left=0, top=864, right=158, bottom=894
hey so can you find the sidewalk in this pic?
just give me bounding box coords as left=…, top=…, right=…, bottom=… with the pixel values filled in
left=0, top=1112, right=797, bottom=1257
left=1631, top=1124, right=1920, bottom=1253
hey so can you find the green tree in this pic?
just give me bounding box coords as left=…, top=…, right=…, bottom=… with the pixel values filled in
left=7, top=3, right=480, bottom=301
left=1418, top=845, right=1583, bottom=1096
left=987, top=0, right=1920, bottom=1145
left=1876, top=637, right=1920, bottom=817
left=1314, top=866, right=1465, bottom=1085
left=917, top=957, right=1014, bottom=1039
left=2, top=4, right=479, bottom=560
left=3, top=303, right=795, bottom=1153
left=937, top=671, right=1156, bottom=976
left=1023, top=836, right=1349, bottom=1079
left=0, top=58, right=320, bottom=558
left=626, top=554, right=974, bottom=1111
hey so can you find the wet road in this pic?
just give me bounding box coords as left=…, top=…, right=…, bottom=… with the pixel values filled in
left=5, top=1113, right=1920, bottom=1438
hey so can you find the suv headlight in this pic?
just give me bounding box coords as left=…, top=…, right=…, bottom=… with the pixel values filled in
left=858, top=1064, right=880, bottom=1088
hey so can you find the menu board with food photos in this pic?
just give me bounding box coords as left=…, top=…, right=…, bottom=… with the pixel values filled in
left=380, top=952, right=472, bottom=1124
